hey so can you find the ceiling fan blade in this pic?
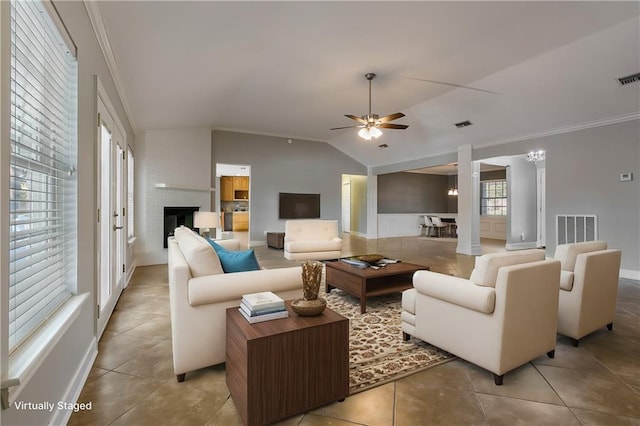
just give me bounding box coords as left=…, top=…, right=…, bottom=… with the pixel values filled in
left=330, top=125, right=364, bottom=130
left=345, top=114, right=367, bottom=124
left=378, top=123, right=409, bottom=130
left=377, top=112, right=405, bottom=123
left=405, top=77, right=500, bottom=95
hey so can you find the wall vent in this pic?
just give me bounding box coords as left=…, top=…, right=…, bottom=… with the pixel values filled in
left=454, top=120, right=473, bottom=128
left=618, top=72, right=640, bottom=86
left=556, top=214, right=597, bottom=245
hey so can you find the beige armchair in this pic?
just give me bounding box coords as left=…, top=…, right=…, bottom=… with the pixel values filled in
left=402, top=250, right=561, bottom=385
left=284, top=219, right=342, bottom=261
left=554, top=241, right=622, bottom=346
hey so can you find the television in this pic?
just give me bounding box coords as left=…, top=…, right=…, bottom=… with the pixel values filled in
left=279, top=192, right=320, bottom=219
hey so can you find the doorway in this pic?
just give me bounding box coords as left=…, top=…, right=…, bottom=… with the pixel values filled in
left=96, top=86, right=127, bottom=337
left=216, top=163, right=251, bottom=248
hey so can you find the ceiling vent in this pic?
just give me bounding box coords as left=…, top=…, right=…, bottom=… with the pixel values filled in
left=618, top=73, right=640, bottom=86
left=455, top=120, right=473, bottom=128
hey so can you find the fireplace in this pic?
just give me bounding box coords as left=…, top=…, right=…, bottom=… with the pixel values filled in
left=164, top=206, right=199, bottom=248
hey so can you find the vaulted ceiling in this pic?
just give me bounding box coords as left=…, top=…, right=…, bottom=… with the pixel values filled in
left=95, top=1, right=640, bottom=167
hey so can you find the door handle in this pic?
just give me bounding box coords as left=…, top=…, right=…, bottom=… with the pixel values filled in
left=113, top=225, right=123, bottom=231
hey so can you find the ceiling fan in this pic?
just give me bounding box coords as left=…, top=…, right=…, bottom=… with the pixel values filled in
left=330, top=73, right=408, bottom=140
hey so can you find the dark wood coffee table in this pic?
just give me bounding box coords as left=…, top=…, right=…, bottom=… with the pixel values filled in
left=325, top=259, right=429, bottom=313
left=226, top=302, right=349, bottom=426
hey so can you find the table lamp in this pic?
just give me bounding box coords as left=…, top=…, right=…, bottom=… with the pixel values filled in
left=194, top=211, right=218, bottom=239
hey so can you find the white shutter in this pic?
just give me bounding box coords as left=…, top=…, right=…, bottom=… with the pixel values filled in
left=9, top=0, right=77, bottom=351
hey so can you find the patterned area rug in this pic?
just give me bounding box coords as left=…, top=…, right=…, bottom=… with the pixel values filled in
left=322, top=283, right=455, bottom=394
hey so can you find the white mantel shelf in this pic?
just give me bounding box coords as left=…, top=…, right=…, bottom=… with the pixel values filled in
left=154, top=183, right=215, bottom=192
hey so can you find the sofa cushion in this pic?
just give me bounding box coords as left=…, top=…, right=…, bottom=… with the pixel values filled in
left=554, top=241, right=607, bottom=271
left=285, top=220, right=338, bottom=242
left=173, top=225, right=194, bottom=242
left=402, top=288, right=417, bottom=315
left=177, top=231, right=224, bottom=277
left=559, top=270, right=575, bottom=291
left=208, top=240, right=260, bottom=273
left=285, top=239, right=342, bottom=253
left=469, top=249, right=545, bottom=288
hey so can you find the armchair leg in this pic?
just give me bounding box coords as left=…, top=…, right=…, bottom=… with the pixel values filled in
left=402, top=332, right=411, bottom=341
left=571, top=338, right=579, bottom=347
left=176, top=373, right=186, bottom=383
left=546, top=350, right=555, bottom=359
left=494, top=374, right=504, bottom=386
left=607, top=322, right=613, bottom=331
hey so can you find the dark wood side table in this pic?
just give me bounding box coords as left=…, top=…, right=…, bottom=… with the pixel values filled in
left=226, top=302, right=349, bottom=426
left=266, top=232, right=285, bottom=249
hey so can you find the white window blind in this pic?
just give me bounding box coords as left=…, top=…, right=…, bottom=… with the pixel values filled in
left=9, top=0, right=77, bottom=351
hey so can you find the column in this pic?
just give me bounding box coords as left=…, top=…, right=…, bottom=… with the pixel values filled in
left=456, top=145, right=482, bottom=255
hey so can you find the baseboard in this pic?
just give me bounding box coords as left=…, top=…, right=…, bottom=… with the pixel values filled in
left=620, top=269, right=640, bottom=281
left=505, top=242, right=538, bottom=250
left=49, top=337, right=98, bottom=426
left=125, top=260, right=137, bottom=287
left=345, top=231, right=367, bottom=238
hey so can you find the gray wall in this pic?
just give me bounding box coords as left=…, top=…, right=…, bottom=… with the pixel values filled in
left=211, top=131, right=367, bottom=240
left=506, top=159, right=538, bottom=247
left=1, top=1, right=135, bottom=425
left=475, top=120, right=640, bottom=274
left=378, top=172, right=450, bottom=213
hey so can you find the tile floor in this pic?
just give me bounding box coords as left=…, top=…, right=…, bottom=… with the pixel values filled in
left=69, top=235, right=640, bottom=425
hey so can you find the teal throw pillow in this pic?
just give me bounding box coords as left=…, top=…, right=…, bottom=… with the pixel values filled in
left=207, top=240, right=260, bottom=273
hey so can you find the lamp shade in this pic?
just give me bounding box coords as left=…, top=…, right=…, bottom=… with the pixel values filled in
left=194, top=211, right=218, bottom=229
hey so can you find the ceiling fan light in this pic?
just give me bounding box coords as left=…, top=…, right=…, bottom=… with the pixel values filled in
left=369, top=127, right=383, bottom=139
left=358, top=128, right=372, bottom=140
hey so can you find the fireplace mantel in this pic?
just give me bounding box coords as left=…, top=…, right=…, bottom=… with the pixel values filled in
left=155, top=183, right=215, bottom=192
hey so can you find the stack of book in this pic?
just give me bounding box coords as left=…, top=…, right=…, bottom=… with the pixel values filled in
left=239, top=291, right=288, bottom=323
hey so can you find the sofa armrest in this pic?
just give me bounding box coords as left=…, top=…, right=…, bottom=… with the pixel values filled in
left=188, top=266, right=302, bottom=306
left=413, top=270, right=496, bottom=314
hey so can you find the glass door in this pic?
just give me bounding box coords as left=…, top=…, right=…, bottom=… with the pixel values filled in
left=97, top=98, right=126, bottom=337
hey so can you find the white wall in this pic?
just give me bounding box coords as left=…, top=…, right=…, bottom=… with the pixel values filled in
left=136, top=128, right=212, bottom=265
left=480, top=216, right=507, bottom=240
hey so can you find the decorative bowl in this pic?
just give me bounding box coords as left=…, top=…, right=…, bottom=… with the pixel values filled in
left=356, top=254, right=384, bottom=265
left=291, top=298, right=326, bottom=316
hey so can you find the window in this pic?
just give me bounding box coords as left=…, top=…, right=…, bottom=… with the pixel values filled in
left=8, top=0, right=77, bottom=351
left=480, top=180, right=507, bottom=216
left=127, top=147, right=134, bottom=238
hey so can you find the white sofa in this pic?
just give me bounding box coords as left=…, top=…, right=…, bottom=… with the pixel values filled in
left=168, top=227, right=303, bottom=381
left=554, top=241, right=622, bottom=346
left=402, top=250, right=561, bottom=385
left=284, top=219, right=343, bottom=261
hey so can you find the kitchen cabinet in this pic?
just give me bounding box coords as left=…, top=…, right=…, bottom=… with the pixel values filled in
left=232, top=212, right=249, bottom=231
left=221, top=176, right=249, bottom=201
left=220, top=176, right=234, bottom=201
left=234, top=176, right=249, bottom=191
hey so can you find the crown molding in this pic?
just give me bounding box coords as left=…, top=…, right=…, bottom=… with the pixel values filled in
left=83, top=0, right=138, bottom=136
left=477, top=112, right=640, bottom=150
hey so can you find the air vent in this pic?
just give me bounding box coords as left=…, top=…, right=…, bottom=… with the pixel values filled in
left=378, top=143, right=388, bottom=148
left=618, top=72, right=640, bottom=86
left=454, top=120, right=473, bottom=128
